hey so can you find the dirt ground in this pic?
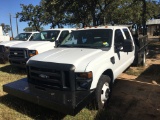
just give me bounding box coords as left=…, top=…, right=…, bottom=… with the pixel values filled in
left=96, top=37, right=160, bottom=120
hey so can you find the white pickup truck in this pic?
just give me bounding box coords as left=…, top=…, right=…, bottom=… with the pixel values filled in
left=0, top=32, right=39, bottom=63
left=9, top=28, right=75, bottom=67
left=3, top=26, right=148, bottom=115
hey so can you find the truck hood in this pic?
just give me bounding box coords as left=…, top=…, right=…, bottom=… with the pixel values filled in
left=0, top=41, right=24, bottom=47
left=11, top=41, right=55, bottom=50
left=29, top=48, right=105, bottom=72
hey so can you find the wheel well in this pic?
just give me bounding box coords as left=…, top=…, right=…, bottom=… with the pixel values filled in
left=102, top=69, right=114, bottom=83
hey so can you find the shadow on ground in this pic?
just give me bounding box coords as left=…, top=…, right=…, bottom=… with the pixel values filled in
left=0, top=94, right=66, bottom=120
left=94, top=64, right=160, bottom=120
left=147, top=40, right=160, bottom=59
left=136, top=64, right=160, bottom=84
left=0, top=64, right=26, bottom=75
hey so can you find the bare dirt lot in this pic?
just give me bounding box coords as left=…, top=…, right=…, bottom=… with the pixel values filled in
left=0, top=37, right=160, bottom=120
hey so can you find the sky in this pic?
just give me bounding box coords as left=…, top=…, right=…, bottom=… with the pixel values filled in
left=0, top=0, right=50, bottom=37
left=0, top=0, right=159, bottom=37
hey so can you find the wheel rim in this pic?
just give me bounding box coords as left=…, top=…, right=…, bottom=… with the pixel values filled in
left=101, top=82, right=110, bottom=104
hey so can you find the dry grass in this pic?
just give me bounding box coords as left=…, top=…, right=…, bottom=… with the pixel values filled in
left=125, top=66, right=145, bottom=76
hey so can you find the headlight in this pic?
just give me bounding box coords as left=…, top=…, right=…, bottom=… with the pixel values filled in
left=28, top=50, right=38, bottom=57
left=76, top=71, right=93, bottom=90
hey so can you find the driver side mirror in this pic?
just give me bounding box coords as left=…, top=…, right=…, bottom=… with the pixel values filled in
left=123, top=39, right=133, bottom=52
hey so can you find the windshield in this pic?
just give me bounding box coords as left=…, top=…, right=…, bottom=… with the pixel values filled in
left=59, top=29, right=113, bottom=49
left=13, top=33, right=32, bottom=41
left=32, top=30, right=60, bottom=41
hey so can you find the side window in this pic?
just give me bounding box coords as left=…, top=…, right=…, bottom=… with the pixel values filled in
left=59, top=31, right=69, bottom=43
left=123, top=28, right=132, bottom=39
left=114, top=29, right=124, bottom=45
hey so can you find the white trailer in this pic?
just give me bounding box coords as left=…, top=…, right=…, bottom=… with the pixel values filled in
left=0, top=26, right=10, bottom=42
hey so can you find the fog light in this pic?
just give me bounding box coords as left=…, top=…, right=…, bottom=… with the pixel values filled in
left=76, top=71, right=93, bottom=90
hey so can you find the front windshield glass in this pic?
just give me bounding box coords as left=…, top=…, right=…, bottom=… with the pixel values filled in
left=13, top=33, right=32, bottom=41
left=32, top=30, right=60, bottom=41
left=59, top=29, right=113, bottom=49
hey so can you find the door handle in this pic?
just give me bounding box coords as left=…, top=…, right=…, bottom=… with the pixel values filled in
left=110, top=56, right=115, bottom=64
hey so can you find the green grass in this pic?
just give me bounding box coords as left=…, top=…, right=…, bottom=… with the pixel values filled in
left=125, top=66, right=145, bottom=76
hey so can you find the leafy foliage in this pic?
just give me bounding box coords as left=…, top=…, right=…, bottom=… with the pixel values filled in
left=17, top=0, right=160, bottom=29
left=40, top=0, right=68, bottom=28
left=17, top=4, right=44, bottom=31
left=23, top=27, right=44, bottom=32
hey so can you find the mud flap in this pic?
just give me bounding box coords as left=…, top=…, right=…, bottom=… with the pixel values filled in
left=3, top=78, right=95, bottom=116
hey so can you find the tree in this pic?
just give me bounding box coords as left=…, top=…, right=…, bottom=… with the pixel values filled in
left=66, top=0, right=115, bottom=26
left=64, top=0, right=92, bottom=27
left=17, top=4, right=44, bottom=31
left=40, top=0, right=116, bottom=27
left=0, top=23, right=11, bottom=33
left=40, top=0, right=68, bottom=28
left=105, top=0, right=160, bottom=25
left=23, top=26, right=44, bottom=32
left=18, top=0, right=160, bottom=29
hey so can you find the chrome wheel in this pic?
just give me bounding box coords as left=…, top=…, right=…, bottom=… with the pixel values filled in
left=101, top=82, right=110, bottom=105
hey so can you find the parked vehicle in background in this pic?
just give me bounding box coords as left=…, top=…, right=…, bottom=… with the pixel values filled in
left=9, top=28, right=75, bottom=67
left=0, top=26, right=10, bottom=42
left=0, top=32, right=39, bottom=63
left=3, top=25, right=148, bottom=115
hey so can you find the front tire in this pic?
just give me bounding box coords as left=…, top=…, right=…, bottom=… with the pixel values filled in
left=96, top=75, right=111, bottom=110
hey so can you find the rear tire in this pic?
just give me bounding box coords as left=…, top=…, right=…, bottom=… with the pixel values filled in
left=96, top=75, right=111, bottom=110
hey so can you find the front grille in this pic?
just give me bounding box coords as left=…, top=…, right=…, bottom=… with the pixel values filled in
left=10, top=48, right=28, bottom=59
left=0, top=45, right=5, bottom=52
left=28, top=66, right=71, bottom=90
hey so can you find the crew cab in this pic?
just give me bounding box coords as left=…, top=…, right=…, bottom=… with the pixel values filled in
left=0, top=32, right=39, bottom=63
left=9, top=28, right=75, bottom=67
left=3, top=26, right=148, bottom=115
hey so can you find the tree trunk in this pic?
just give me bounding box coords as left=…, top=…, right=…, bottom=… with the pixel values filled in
left=142, top=0, right=146, bottom=35
left=91, top=10, right=97, bottom=26
left=57, top=23, right=61, bottom=28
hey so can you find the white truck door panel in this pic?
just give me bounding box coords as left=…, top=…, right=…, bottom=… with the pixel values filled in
left=113, top=29, right=133, bottom=78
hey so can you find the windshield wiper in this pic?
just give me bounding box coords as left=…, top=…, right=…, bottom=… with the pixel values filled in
left=59, top=45, right=72, bottom=47
left=71, top=44, right=95, bottom=48
left=74, top=45, right=101, bottom=49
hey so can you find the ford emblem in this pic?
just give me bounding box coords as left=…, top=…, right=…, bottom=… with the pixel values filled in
left=14, top=52, right=18, bottom=55
left=39, top=74, right=49, bottom=79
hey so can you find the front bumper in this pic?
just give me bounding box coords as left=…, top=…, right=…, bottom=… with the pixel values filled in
left=3, top=78, right=95, bottom=115
left=9, top=58, right=29, bottom=68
